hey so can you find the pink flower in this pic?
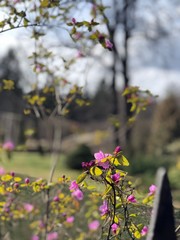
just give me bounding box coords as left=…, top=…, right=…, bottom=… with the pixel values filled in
left=72, top=189, right=84, bottom=201
left=69, top=180, right=79, bottom=191
left=94, top=150, right=110, bottom=160
left=111, top=223, right=119, bottom=234
left=0, top=167, right=5, bottom=175
left=148, top=184, right=157, bottom=196
left=94, top=150, right=111, bottom=169
left=24, top=203, right=34, bottom=212
left=47, top=232, right=58, bottom=240
left=31, top=236, right=39, bottom=240
left=99, top=200, right=109, bottom=216
left=98, top=161, right=110, bottom=169
left=127, top=194, right=137, bottom=203
left=141, top=226, right=148, bottom=236
left=88, top=220, right=100, bottom=231
left=3, top=141, right=15, bottom=151
left=66, top=216, right=74, bottom=223
left=105, top=39, right=113, bottom=50
left=111, top=173, right=120, bottom=183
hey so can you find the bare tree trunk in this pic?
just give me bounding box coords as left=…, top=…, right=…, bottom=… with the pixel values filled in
left=121, top=0, right=136, bottom=146
left=111, top=50, right=120, bottom=147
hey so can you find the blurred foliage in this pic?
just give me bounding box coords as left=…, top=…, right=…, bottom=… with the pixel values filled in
left=148, top=95, right=180, bottom=155
left=65, top=144, right=93, bottom=170
left=127, top=154, right=171, bottom=175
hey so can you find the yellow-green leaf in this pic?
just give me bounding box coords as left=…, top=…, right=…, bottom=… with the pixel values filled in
left=110, top=157, right=120, bottom=166
left=121, top=155, right=129, bottom=166
left=134, top=230, right=141, bottom=239
left=90, top=166, right=102, bottom=176
left=130, top=213, right=137, bottom=217
left=114, top=215, right=119, bottom=224
left=76, top=172, right=87, bottom=184
left=104, top=185, right=112, bottom=195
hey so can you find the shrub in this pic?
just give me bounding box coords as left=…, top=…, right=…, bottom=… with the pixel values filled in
left=66, top=144, right=93, bottom=169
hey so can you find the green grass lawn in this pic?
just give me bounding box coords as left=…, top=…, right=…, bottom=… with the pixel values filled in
left=0, top=151, right=80, bottom=181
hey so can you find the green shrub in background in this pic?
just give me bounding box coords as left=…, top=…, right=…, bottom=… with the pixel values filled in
left=66, top=144, right=93, bottom=169
left=128, top=154, right=171, bottom=175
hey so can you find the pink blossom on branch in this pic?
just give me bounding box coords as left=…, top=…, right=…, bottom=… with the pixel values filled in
left=69, top=180, right=79, bottom=191
left=148, top=184, right=157, bottom=195
left=94, top=150, right=111, bottom=169
left=111, top=173, right=120, bottom=184
left=141, top=226, right=148, bottom=236
left=94, top=150, right=110, bottom=160
left=111, top=223, right=119, bottom=234
left=127, top=194, right=137, bottom=203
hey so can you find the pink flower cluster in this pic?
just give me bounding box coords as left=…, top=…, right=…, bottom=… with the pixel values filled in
left=69, top=180, right=84, bottom=201
left=82, top=146, right=122, bottom=170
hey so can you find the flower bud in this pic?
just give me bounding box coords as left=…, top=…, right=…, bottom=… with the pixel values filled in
left=114, top=146, right=122, bottom=154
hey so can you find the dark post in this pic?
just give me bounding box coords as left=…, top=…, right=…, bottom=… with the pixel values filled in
left=146, top=168, right=177, bottom=240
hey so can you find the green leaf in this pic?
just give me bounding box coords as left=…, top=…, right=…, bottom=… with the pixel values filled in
left=121, top=155, right=129, bottom=166
left=76, top=172, right=87, bottom=184
left=0, top=21, right=5, bottom=28
left=76, top=22, right=84, bottom=27
left=91, top=21, right=99, bottom=26
left=90, top=33, right=98, bottom=40
left=90, top=166, right=103, bottom=176
left=40, top=0, right=49, bottom=7
left=23, top=18, right=29, bottom=27
left=71, top=26, right=76, bottom=35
